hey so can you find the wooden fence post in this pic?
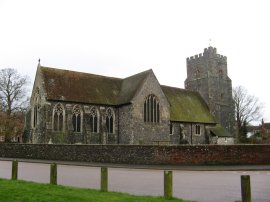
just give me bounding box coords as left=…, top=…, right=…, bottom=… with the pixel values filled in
left=50, top=163, right=57, bottom=185
left=11, top=160, right=18, bottom=180
left=101, top=167, right=108, bottom=192
left=164, top=170, right=173, bottom=199
left=241, top=175, right=252, bottom=202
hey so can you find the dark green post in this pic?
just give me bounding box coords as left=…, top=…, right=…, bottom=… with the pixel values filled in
left=11, top=160, right=18, bottom=180
left=241, top=175, right=252, bottom=202
left=164, top=170, right=173, bottom=199
left=101, top=167, right=108, bottom=192
left=50, top=163, right=57, bottom=185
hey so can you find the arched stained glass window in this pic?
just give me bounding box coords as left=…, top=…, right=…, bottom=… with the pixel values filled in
left=144, top=95, right=160, bottom=123
left=53, top=104, right=64, bottom=131
left=72, top=105, right=81, bottom=132
left=106, top=108, right=114, bottom=134
left=89, top=107, right=98, bottom=133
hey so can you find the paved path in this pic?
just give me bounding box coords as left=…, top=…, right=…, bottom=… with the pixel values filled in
left=1, top=160, right=270, bottom=202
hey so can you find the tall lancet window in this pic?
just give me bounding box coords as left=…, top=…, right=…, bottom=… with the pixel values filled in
left=106, top=108, right=114, bottom=134
left=89, top=107, right=98, bottom=133
left=32, top=90, right=40, bottom=129
left=72, top=105, right=81, bottom=132
left=144, top=94, right=160, bottom=123
left=53, top=104, right=64, bottom=131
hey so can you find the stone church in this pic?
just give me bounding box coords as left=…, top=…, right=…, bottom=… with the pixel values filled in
left=26, top=47, right=234, bottom=145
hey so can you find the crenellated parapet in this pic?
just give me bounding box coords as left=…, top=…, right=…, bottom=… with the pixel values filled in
left=186, top=47, right=227, bottom=63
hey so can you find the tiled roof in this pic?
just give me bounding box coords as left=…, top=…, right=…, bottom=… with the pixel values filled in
left=117, top=69, right=151, bottom=105
left=41, top=66, right=152, bottom=105
left=41, top=66, right=122, bottom=105
left=208, top=124, right=233, bottom=137
left=40, top=66, right=216, bottom=123
left=161, top=85, right=216, bottom=123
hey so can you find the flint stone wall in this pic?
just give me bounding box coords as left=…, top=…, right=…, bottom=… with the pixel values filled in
left=1, top=144, right=270, bottom=165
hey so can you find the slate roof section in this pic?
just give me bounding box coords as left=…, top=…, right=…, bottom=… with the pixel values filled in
left=161, top=85, right=216, bottom=124
left=40, top=66, right=216, bottom=124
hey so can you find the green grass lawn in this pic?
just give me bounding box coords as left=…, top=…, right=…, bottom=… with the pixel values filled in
left=0, top=178, right=189, bottom=202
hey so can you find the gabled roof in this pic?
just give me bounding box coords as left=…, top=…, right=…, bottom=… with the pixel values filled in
left=41, top=66, right=122, bottom=105
left=161, top=85, right=216, bottom=123
left=39, top=66, right=216, bottom=124
left=40, top=66, right=151, bottom=106
left=117, top=69, right=151, bottom=105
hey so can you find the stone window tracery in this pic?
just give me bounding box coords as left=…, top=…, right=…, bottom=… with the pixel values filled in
left=106, top=108, right=114, bottom=134
left=72, top=105, right=81, bottom=132
left=53, top=104, right=64, bottom=131
left=89, top=107, right=98, bottom=133
left=144, top=94, right=160, bottom=123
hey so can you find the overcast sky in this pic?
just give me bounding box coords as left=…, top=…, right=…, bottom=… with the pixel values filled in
left=1, top=0, right=269, bottom=124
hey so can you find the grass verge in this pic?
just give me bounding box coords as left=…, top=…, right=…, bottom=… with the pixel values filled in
left=0, top=178, right=189, bottom=202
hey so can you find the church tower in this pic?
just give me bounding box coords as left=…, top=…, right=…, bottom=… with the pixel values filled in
left=185, top=47, right=234, bottom=134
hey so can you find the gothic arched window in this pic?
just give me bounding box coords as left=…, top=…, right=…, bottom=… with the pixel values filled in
left=53, top=104, right=64, bottom=131
left=106, top=108, right=114, bottom=134
left=89, top=107, right=98, bottom=133
left=72, top=105, right=81, bottom=132
left=144, top=94, right=160, bottom=123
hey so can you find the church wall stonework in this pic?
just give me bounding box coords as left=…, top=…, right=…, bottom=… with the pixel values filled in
left=130, top=72, right=170, bottom=144
left=118, top=104, right=133, bottom=144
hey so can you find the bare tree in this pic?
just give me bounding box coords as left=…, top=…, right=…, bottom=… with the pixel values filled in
left=233, top=86, right=264, bottom=142
left=0, top=68, right=30, bottom=142
left=0, top=68, right=29, bottom=115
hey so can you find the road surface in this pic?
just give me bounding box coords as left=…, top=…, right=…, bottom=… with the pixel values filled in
left=1, top=161, right=270, bottom=202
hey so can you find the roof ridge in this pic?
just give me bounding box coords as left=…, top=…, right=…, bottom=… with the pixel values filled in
left=123, top=69, right=152, bottom=80
left=161, top=85, right=199, bottom=94
left=40, top=66, right=123, bottom=81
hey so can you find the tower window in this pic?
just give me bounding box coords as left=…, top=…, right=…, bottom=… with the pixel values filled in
left=144, top=95, right=160, bottom=123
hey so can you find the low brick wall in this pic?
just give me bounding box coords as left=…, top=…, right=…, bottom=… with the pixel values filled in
left=0, top=144, right=270, bottom=165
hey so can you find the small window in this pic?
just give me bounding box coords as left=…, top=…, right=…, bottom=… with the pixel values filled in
left=195, top=125, right=201, bottom=135
left=33, top=105, right=38, bottom=128
left=32, top=91, right=40, bottom=129
left=169, top=123, right=173, bottom=135
left=221, top=93, right=224, bottom=99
